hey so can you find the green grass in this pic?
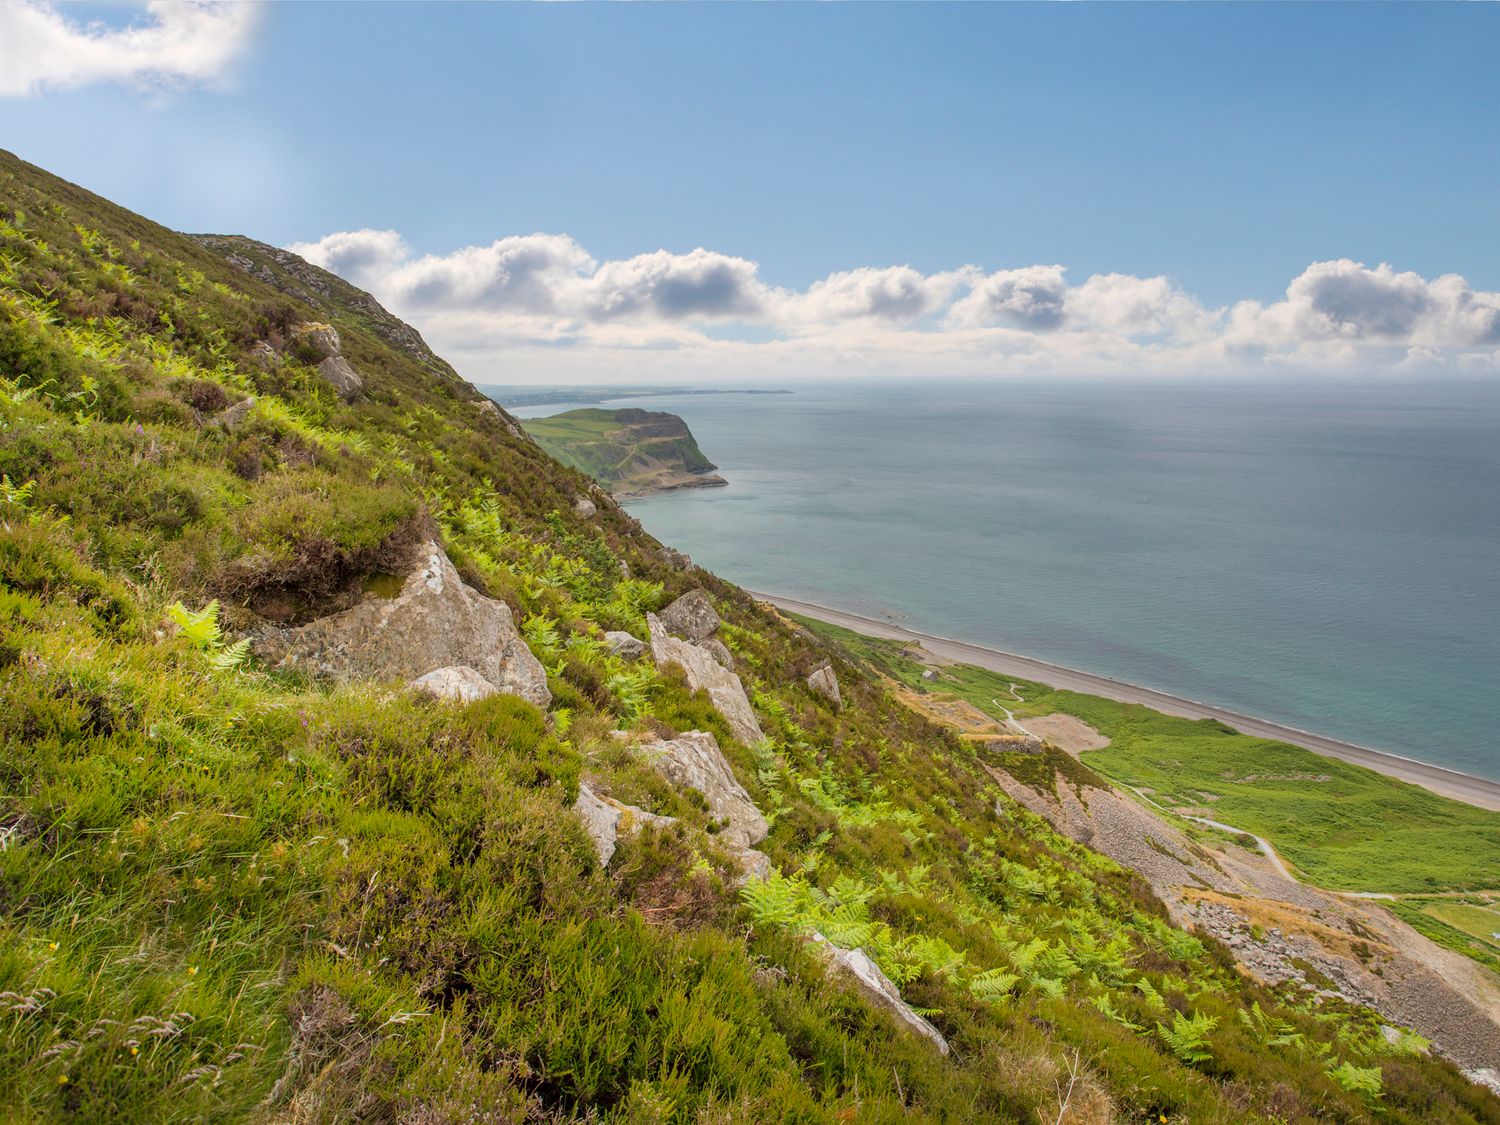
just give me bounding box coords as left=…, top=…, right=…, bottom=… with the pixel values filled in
left=1424, top=903, right=1500, bottom=950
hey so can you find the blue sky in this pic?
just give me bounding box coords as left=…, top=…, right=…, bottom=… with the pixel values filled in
left=4, top=2, right=1499, bottom=382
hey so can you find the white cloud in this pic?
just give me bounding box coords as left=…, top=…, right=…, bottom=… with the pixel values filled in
left=784, top=265, right=971, bottom=326
left=581, top=248, right=768, bottom=322
left=0, top=1, right=259, bottom=98
left=945, top=265, right=1068, bottom=330
left=287, top=230, right=1500, bottom=381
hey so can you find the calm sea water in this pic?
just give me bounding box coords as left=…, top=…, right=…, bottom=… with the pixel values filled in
left=514, top=382, right=1500, bottom=782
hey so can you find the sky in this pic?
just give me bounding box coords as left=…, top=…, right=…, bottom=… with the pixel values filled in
left=2, top=1, right=1499, bottom=383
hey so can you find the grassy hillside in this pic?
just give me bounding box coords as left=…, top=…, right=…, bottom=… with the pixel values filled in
left=1, top=148, right=1497, bottom=1122
left=523, top=407, right=725, bottom=497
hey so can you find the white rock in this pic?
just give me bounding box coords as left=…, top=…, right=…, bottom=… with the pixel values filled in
left=256, top=541, right=551, bottom=706
left=733, top=847, right=772, bottom=883
left=812, top=934, right=950, bottom=1055
left=807, top=664, right=841, bottom=708
left=605, top=631, right=646, bottom=659
left=573, top=781, right=674, bottom=866
left=411, top=665, right=498, bottom=703
left=317, top=355, right=363, bottom=401
left=638, top=730, right=767, bottom=850
left=295, top=322, right=341, bottom=359
left=647, top=614, right=763, bottom=745
left=573, top=496, right=597, bottom=518
left=656, top=589, right=720, bottom=640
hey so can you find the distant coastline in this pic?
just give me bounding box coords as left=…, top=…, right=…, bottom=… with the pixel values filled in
left=483, top=385, right=792, bottom=410
left=755, top=590, right=1500, bottom=814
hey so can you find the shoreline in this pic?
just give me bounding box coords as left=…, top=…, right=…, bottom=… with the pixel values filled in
left=753, top=590, right=1500, bottom=815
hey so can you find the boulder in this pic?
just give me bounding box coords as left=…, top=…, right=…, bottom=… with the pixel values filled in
left=812, top=935, right=950, bottom=1055
left=638, top=730, right=767, bottom=850
left=735, top=847, right=772, bottom=883
left=256, top=540, right=551, bottom=706
left=647, top=614, right=763, bottom=745
left=573, top=496, right=597, bottom=519
left=317, top=355, right=363, bottom=401
left=605, top=630, right=646, bottom=659
left=657, top=589, right=719, bottom=641
left=573, top=781, right=674, bottom=866
left=703, top=638, right=734, bottom=669
left=656, top=546, right=692, bottom=571
left=213, top=396, right=255, bottom=429
left=411, top=664, right=498, bottom=703
left=295, top=322, right=341, bottom=359
left=807, top=664, right=841, bottom=708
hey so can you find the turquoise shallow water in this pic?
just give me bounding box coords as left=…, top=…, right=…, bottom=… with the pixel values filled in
left=515, top=382, right=1500, bottom=782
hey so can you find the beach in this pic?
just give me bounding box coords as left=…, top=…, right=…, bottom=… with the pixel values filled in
left=756, top=591, right=1500, bottom=814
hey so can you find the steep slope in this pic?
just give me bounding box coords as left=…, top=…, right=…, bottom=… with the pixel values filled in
left=1, top=148, right=1497, bottom=1123
left=523, top=407, right=728, bottom=497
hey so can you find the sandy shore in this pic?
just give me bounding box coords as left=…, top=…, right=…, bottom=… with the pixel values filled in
left=754, top=591, right=1500, bottom=814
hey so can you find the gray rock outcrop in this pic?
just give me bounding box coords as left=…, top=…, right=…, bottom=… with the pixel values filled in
left=647, top=614, right=763, bottom=744
left=411, top=664, right=498, bottom=703
left=604, top=631, right=647, bottom=659
left=812, top=934, right=949, bottom=1054
left=213, top=396, right=255, bottom=429
left=317, top=355, right=363, bottom=402
left=573, top=496, right=597, bottom=519
left=573, top=781, right=675, bottom=866
left=703, top=638, right=734, bottom=669
left=656, top=589, right=720, bottom=641
left=256, top=540, right=551, bottom=706
left=293, top=322, right=363, bottom=401
left=807, top=664, right=841, bottom=708
left=638, top=730, right=768, bottom=850
left=296, top=322, right=342, bottom=359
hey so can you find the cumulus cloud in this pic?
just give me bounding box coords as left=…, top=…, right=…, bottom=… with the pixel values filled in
left=786, top=266, right=971, bottom=326
left=945, top=265, right=1068, bottom=330
left=287, top=229, right=1500, bottom=380
left=0, top=1, right=260, bottom=98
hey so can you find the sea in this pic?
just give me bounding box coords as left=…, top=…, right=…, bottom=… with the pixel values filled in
left=510, top=381, right=1500, bottom=783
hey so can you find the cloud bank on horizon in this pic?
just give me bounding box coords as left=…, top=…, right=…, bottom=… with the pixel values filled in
left=0, top=1, right=260, bottom=98
left=290, top=229, right=1500, bottom=381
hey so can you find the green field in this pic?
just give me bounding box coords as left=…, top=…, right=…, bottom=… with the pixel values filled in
left=797, top=616, right=1500, bottom=895
left=1425, top=902, right=1500, bottom=949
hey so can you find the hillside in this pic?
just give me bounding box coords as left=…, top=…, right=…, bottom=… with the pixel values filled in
left=522, top=407, right=728, bottom=497
left=1, top=146, right=1498, bottom=1123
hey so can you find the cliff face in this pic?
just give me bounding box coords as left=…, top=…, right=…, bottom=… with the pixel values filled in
left=522, top=406, right=728, bottom=496
left=1, top=146, right=1496, bottom=1122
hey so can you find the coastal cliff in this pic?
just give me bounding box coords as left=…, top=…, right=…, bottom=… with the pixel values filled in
left=521, top=406, right=728, bottom=497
